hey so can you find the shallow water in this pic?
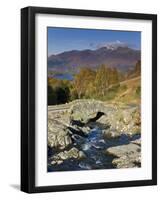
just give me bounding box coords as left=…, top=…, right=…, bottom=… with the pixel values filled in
left=48, top=128, right=140, bottom=172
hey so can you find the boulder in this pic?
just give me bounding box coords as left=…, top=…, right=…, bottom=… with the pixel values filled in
left=50, top=147, right=86, bottom=165
left=106, top=143, right=141, bottom=168
left=99, top=106, right=141, bottom=136
left=131, top=138, right=141, bottom=146
left=102, top=129, right=120, bottom=139
left=48, top=119, right=72, bottom=150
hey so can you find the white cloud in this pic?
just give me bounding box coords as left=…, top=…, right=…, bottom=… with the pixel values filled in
left=97, top=40, right=129, bottom=50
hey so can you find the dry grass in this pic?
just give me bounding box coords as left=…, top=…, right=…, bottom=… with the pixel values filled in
left=109, top=76, right=141, bottom=105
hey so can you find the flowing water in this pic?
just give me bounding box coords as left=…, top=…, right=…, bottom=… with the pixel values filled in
left=48, top=128, right=140, bottom=172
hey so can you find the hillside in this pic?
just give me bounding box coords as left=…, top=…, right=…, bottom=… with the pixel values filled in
left=111, top=76, right=141, bottom=104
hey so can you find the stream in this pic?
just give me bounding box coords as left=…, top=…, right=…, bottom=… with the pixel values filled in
left=48, top=128, right=140, bottom=172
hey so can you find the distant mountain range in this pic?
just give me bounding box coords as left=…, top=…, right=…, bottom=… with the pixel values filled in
left=48, top=46, right=141, bottom=73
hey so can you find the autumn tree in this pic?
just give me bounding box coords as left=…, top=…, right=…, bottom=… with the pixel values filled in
left=73, top=68, right=96, bottom=98
left=48, top=64, right=120, bottom=104
left=95, top=64, right=110, bottom=97
left=110, top=68, right=119, bottom=85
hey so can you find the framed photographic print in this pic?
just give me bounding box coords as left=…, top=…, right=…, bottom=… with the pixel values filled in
left=21, top=6, right=157, bottom=193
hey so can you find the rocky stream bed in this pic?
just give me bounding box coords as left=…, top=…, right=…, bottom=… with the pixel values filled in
left=48, top=99, right=141, bottom=171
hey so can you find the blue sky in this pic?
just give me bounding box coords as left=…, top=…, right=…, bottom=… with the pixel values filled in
left=48, top=27, right=141, bottom=56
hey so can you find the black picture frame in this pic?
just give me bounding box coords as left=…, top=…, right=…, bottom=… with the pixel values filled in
left=21, top=6, right=157, bottom=193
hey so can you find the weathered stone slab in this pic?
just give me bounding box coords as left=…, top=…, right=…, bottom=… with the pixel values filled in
left=51, top=147, right=86, bottom=165
left=131, top=138, right=141, bottom=146
left=106, top=143, right=141, bottom=168
left=48, top=119, right=72, bottom=149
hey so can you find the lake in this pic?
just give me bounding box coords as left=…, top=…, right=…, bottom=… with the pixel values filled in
left=53, top=73, right=74, bottom=81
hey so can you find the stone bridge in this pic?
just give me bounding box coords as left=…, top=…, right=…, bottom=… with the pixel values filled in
left=48, top=99, right=113, bottom=123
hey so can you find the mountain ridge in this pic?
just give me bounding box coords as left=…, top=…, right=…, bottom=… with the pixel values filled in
left=48, top=46, right=141, bottom=73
